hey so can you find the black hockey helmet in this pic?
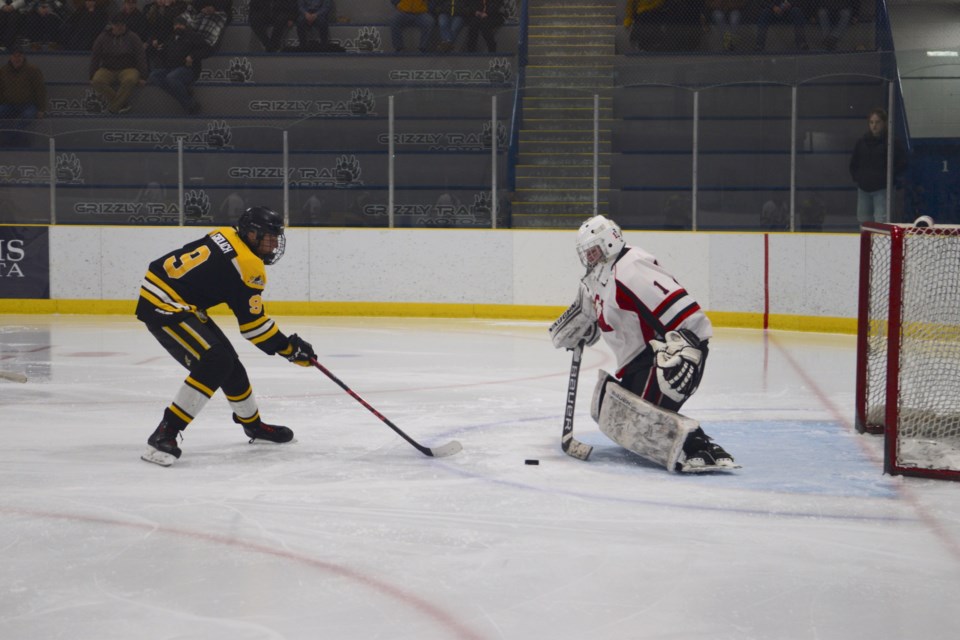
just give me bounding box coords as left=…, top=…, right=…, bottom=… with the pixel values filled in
left=236, top=206, right=285, bottom=264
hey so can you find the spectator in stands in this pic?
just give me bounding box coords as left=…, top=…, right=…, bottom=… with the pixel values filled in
left=754, top=1, right=809, bottom=51
left=148, top=14, right=208, bottom=113
left=249, top=0, right=297, bottom=52
left=463, top=0, right=503, bottom=52
left=430, top=0, right=469, bottom=52
left=181, top=0, right=231, bottom=52
left=623, top=0, right=669, bottom=51
left=294, top=0, right=331, bottom=50
left=705, top=0, right=747, bottom=51
left=60, top=0, right=107, bottom=51
left=849, top=107, right=907, bottom=223
left=23, top=0, right=62, bottom=49
left=143, top=0, right=186, bottom=48
left=0, top=1, right=27, bottom=52
left=815, top=0, right=856, bottom=50
left=389, top=0, right=434, bottom=53
left=116, top=0, right=150, bottom=41
left=90, top=13, right=148, bottom=114
left=0, top=45, right=45, bottom=146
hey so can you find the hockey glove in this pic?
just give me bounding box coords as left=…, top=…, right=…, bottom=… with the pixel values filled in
left=649, top=329, right=704, bottom=403
left=549, top=283, right=600, bottom=350
left=279, top=333, right=316, bottom=367
left=549, top=299, right=600, bottom=350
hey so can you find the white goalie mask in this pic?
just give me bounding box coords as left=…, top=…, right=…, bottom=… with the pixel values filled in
left=576, top=215, right=626, bottom=268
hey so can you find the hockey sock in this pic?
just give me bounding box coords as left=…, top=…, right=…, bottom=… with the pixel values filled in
left=227, top=386, right=260, bottom=423
left=165, top=374, right=216, bottom=428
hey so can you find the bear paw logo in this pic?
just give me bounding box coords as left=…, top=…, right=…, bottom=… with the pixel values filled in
left=481, top=122, right=494, bottom=149
left=356, top=26, right=382, bottom=52
left=229, top=57, right=254, bottom=83
left=334, top=154, right=361, bottom=186
left=55, top=153, right=82, bottom=183
left=349, top=88, right=375, bottom=115
left=183, top=189, right=212, bottom=220
left=82, top=90, right=107, bottom=114
left=502, top=0, right=518, bottom=21
left=204, top=120, right=233, bottom=148
left=495, top=122, right=507, bottom=146
left=487, top=58, right=512, bottom=84
left=231, top=0, right=249, bottom=23
left=472, top=192, right=492, bottom=217
left=479, top=122, right=506, bottom=149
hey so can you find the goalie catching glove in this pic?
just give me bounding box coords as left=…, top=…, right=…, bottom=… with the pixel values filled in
left=549, top=283, right=600, bottom=350
left=279, top=333, right=316, bottom=366
left=649, top=329, right=704, bottom=403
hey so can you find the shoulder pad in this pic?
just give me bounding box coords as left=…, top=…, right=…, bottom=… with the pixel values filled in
left=212, top=227, right=268, bottom=290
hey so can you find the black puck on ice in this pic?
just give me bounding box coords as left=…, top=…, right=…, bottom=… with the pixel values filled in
left=524, top=459, right=540, bottom=466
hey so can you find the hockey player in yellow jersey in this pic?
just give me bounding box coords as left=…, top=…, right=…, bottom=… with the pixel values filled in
left=136, top=206, right=316, bottom=467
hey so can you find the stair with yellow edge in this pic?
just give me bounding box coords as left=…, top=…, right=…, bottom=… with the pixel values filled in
left=512, top=0, right=616, bottom=228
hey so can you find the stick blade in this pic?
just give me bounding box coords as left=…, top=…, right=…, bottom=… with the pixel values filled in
left=562, top=438, right=593, bottom=461
left=426, top=440, right=463, bottom=458
left=0, top=371, right=27, bottom=383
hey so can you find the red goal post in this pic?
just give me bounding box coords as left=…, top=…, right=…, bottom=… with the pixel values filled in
left=856, top=221, right=960, bottom=480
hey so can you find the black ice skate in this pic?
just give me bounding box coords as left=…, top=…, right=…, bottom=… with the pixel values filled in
left=141, top=421, right=183, bottom=467
left=233, top=414, right=295, bottom=444
left=677, top=428, right=741, bottom=473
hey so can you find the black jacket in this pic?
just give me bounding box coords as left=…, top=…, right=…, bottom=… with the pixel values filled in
left=156, top=26, right=211, bottom=78
left=849, top=131, right=907, bottom=192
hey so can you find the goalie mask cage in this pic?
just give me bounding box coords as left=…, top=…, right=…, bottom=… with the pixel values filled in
left=856, top=221, right=960, bottom=480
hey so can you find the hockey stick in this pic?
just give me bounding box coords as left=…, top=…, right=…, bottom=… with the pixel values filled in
left=310, top=358, right=462, bottom=458
left=0, top=370, right=27, bottom=383
left=561, top=341, right=593, bottom=460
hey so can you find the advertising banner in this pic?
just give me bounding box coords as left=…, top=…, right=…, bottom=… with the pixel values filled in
left=0, top=226, right=49, bottom=298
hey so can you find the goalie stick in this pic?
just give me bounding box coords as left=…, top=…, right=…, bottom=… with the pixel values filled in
left=310, top=358, right=462, bottom=458
left=561, top=341, right=593, bottom=460
left=0, top=370, right=27, bottom=383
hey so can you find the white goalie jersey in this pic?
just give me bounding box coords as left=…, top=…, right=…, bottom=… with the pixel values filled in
left=584, top=246, right=713, bottom=375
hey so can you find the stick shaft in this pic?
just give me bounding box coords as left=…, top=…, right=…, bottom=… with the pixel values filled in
left=561, top=342, right=593, bottom=460
left=310, top=358, right=460, bottom=458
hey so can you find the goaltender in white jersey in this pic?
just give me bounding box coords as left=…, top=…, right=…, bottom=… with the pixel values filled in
left=549, top=215, right=739, bottom=473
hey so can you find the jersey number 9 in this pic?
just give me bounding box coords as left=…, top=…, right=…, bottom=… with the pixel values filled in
left=163, top=246, right=211, bottom=279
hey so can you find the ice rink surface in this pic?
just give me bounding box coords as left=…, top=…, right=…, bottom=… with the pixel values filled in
left=2, top=315, right=959, bottom=640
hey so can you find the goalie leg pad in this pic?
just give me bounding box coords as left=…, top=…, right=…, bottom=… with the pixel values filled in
left=597, top=381, right=700, bottom=472
left=590, top=369, right=617, bottom=423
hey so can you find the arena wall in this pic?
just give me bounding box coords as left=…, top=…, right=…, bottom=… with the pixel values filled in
left=0, top=227, right=859, bottom=333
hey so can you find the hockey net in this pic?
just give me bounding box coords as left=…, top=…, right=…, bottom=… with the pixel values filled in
left=856, top=222, right=960, bottom=480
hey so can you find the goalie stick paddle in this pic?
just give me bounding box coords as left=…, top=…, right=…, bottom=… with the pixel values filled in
left=561, top=342, right=593, bottom=460
left=310, top=358, right=462, bottom=458
left=0, top=371, right=27, bottom=383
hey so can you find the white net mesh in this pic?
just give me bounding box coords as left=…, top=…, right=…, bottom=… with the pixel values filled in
left=896, top=229, right=960, bottom=472
left=864, top=233, right=891, bottom=430
left=865, top=225, right=960, bottom=476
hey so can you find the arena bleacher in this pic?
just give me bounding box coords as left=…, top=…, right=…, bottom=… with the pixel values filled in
left=0, top=0, right=903, bottom=230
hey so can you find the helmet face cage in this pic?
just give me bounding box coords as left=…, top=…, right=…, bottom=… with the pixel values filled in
left=237, top=207, right=286, bottom=265
left=576, top=215, right=624, bottom=268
